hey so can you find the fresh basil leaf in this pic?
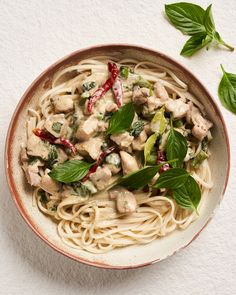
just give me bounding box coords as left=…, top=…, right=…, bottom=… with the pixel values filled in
left=120, top=66, right=129, bottom=79
left=154, top=168, right=189, bottom=189
left=165, top=2, right=206, bottom=35
left=106, top=102, right=135, bottom=135
left=52, top=122, right=62, bottom=133
left=180, top=33, right=212, bottom=57
left=129, top=120, right=144, bottom=137
left=115, top=164, right=165, bottom=189
left=173, top=175, right=201, bottom=211
left=218, top=65, right=236, bottom=114
left=46, top=145, right=58, bottom=168
left=166, top=128, right=188, bottom=168
left=191, top=150, right=208, bottom=168
left=144, top=133, right=158, bottom=165
left=82, top=81, right=96, bottom=92
left=204, top=5, right=234, bottom=51
left=150, top=106, right=167, bottom=134
left=48, top=160, right=94, bottom=183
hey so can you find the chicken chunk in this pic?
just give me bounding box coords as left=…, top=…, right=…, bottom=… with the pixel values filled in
left=44, top=114, right=68, bottom=138
left=27, top=134, right=50, bottom=159
left=57, top=148, right=68, bottom=163
left=105, top=101, right=118, bottom=113
left=187, top=102, right=213, bottom=141
left=75, top=115, right=98, bottom=141
left=52, top=95, right=76, bottom=113
left=110, top=132, right=134, bottom=148
left=89, top=166, right=112, bottom=190
left=132, top=130, right=147, bottom=151
left=76, top=137, right=103, bottom=160
left=120, top=151, right=139, bottom=175
left=23, top=159, right=43, bottom=186
left=154, top=81, right=169, bottom=101
left=142, top=96, right=163, bottom=116
left=132, top=86, right=149, bottom=105
left=165, top=99, right=189, bottom=119
left=109, top=188, right=137, bottom=214
left=40, top=169, right=60, bottom=194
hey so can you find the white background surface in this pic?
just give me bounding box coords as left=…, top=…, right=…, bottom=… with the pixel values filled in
left=0, top=0, right=236, bottom=294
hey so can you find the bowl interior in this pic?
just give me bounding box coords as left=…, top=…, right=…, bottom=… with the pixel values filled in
left=6, top=45, right=229, bottom=269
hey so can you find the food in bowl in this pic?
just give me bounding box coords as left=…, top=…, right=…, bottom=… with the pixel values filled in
left=20, top=56, right=214, bottom=254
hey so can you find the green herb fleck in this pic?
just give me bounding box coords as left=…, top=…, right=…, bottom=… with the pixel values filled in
left=82, top=81, right=96, bottom=92
left=120, top=66, right=129, bottom=79
left=52, top=122, right=62, bottom=133
left=129, top=120, right=144, bottom=137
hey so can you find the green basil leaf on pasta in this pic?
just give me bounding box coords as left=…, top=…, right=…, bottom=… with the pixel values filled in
left=173, top=176, right=201, bottom=211
left=48, top=160, right=94, bottom=183
left=218, top=65, right=236, bottom=114
left=115, top=162, right=175, bottom=189
left=154, top=168, right=189, bottom=189
left=166, top=128, right=188, bottom=168
left=165, top=2, right=206, bottom=35
left=106, top=102, right=135, bottom=135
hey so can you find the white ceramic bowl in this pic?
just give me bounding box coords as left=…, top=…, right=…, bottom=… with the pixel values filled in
left=5, top=44, right=230, bottom=269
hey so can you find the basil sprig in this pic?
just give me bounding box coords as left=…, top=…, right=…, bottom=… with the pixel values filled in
left=48, top=160, right=94, bottom=183
left=165, top=3, right=234, bottom=56
left=166, top=127, right=188, bottom=168
left=154, top=168, right=201, bottom=211
left=113, top=160, right=176, bottom=190
left=218, top=65, right=236, bottom=114
left=106, top=102, right=135, bottom=135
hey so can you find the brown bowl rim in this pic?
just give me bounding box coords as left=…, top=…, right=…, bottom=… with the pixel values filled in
left=5, top=43, right=230, bottom=269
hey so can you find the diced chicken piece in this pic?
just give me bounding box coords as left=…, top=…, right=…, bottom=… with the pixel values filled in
left=106, top=101, right=118, bottom=112
left=57, top=148, right=68, bottom=163
left=24, top=160, right=43, bottom=186
left=76, top=137, right=103, bottom=160
left=132, top=130, right=147, bottom=151
left=165, top=99, right=189, bottom=119
left=40, top=169, right=60, bottom=195
left=90, top=166, right=112, bottom=190
left=103, top=152, right=121, bottom=175
left=110, top=132, right=134, bottom=148
left=120, top=151, right=139, bottom=175
left=97, top=120, right=108, bottom=132
left=52, top=95, right=75, bottom=113
left=44, top=114, right=68, bottom=138
left=27, top=134, right=50, bottom=159
left=143, top=96, right=163, bottom=116
left=20, top=146, right=28, bottom=163
left=75, top=115, right=98, bottom=141
left=132, top=86, right=149, bottom=105
left=154, top=82, right=169, bottom=101
left=187, top=102, right=213, bottom=141
left=109, top=188, right=137, bottom=214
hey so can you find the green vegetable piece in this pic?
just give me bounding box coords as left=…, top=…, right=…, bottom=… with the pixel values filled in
left=165, top=2, right=206, bottom=35
left=134, top=76, right=153, bottom=89
left=79, top=92, right=90, bottom=106
left=144, top=133, right=158, bottom=165
left=52, top=122, right=62, bottom=133
left=120, top=66, right=129, bottom=79
left=146, top=153, right=157, bottom=165
left=191, top=150, right=208, bottom=168
left=71, top=182, right=91, bottom=197
left=173, top=119, right=184, bottom=128
left=28, top=156, right=39, bottom=165
left=48, top=160, right=94, bottom=183
left=46, top=145, right=58, bottom=168
left=166, top=127, right=188, bottom=168
left=115, top=163, right=171, bottom=190
left=201, top=137, right=208, bottom=151
left=154, top=168, right=189, bottom=189
left=218, top=65, right=236, bottom=114
left=173, top=175, right=201, bottom=211
left=82, top=81, right=96, bottom=92
left=150, top=106, right=167, bottom=134
left=106, top=102, right=135, bottom=135
left=129, top=120, right=144, bottom=137
left=39, top=190, right=48, bottom=204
